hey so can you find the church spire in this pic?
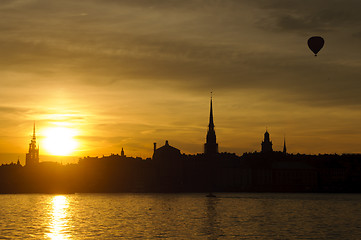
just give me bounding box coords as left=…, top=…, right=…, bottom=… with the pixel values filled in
left=121, top=147, right=125, bottom=157
left=26, top=123, right=39, bottom=166
left=208, top=93, right=214, bottom=130
left=32, top=121, right=36, bottom=141
left=204, top=93, right=218, bottom=155
left=283, top=136, right=287, bottom=154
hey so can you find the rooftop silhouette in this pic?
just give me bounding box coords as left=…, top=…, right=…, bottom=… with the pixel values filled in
left=1, top=96, right=361, bottom=193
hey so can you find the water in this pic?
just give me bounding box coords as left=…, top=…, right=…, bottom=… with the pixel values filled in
left=1, top=193, right=361, bottom=239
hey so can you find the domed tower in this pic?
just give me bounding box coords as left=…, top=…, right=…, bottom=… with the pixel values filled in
left=204, top=95, right=218, bottom=155
left=25, top=123, right=39, bottom=166
left=261, top=130, right=273, bottom=153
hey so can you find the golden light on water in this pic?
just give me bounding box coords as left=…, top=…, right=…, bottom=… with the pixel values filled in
left=46, top=195, right=70, bottom=240
left=42, top=127, right=78, bottom=156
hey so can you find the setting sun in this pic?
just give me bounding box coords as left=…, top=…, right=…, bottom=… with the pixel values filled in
left=43, top=127, right=78, bottom=156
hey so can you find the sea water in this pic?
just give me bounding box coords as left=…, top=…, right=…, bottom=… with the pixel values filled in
left=1, top=193, right=361, bottom=239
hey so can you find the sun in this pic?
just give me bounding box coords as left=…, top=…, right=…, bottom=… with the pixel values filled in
left=43, top=127, right=78, bottom=156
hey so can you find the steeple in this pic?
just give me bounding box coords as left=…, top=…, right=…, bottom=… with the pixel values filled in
left=121, top=147, right=125, bottom=157
left=26, top=123, right=39, bottom=166
left=283, top=136, right=287, bottom=154
left=209, top=93, right=214, bottom=130
left=261, top=129, right=273, bottom=153
left=32, top=122, right=36, bottom=140
left=264, top=130, right=270, bottom=142
left=204, top=94, right=218, bottom=155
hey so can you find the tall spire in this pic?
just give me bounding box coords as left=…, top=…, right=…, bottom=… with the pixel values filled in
left=283, top=136, right=287, bottom=154
left=204, top=93, right=218, bottom=155
left=32, top=121, right=36, bottom=140
left=209, top=92, right=214, bottom=130
left=121, top=147, right=125, bottom=157
left=26, top=123, right=39, bottom=166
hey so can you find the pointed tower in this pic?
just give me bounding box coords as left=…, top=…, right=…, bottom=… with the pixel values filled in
left=283, top=137, right=287, bottom=154
left=204, top=94, right=218, bottom=155
left=261, top=129, right=273, bottom=153
left=121, top=147, right=125, bottom=157
left=25, top=123, right=39, bottom=166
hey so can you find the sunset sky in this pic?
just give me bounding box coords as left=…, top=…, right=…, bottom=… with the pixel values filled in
left=1, top=0, right=361, bottom=164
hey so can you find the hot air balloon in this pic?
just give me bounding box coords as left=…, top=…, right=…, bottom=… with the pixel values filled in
left=307, top=36, right=324, bottom=56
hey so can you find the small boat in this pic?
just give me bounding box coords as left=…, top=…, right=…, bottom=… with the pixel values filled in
left=206, top=192, right=216, bottom=197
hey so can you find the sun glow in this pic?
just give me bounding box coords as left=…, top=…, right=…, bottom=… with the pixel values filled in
left=43, top=127, right=78, bottom=156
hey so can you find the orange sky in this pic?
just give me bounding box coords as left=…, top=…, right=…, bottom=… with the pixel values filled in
left=1, top=0, right=361, bottom=164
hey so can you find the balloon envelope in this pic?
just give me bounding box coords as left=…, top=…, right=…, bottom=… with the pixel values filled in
left=307, top=36, right=324, bottom=56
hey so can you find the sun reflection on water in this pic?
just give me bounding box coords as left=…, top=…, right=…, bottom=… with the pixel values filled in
left=46, top=195, right=70, bottom=240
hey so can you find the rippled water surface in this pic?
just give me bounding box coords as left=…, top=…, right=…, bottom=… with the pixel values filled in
left=1, top=193, right=361, bottom=239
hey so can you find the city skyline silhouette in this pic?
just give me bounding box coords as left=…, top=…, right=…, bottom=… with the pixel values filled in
left=2, top=95, right=351, bottom=166
left=1, top=97, right=361, bottom=194
left=11, top=96, right=287, bottom=166
left=1, top=1, right=361, bottom=165
left=2, top=90, right=361, bottom=167
left=2, top=1, right=361, bottom=239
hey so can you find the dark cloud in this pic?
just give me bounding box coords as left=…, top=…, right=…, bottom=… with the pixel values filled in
left=1, top=1, right=361, bottom=111
left=2, top=32, right=361, bottom=109
left=352, top=31, right=361, bottom=39
left=0, top=106, right=27, bottom=114
left=252, top=0, right=361, bottom=34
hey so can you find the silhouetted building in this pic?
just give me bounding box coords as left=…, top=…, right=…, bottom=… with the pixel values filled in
left=25, top=123, right=39, bottom=166
left=153, top=140, right=183, bottom=190
left=204, top=96, right=218, bottom=155
left=261, top=130, right=273, bottom=153
left=4, top=96, right=361, bottom=194
left=283, top=137, right=287, bottom=154
left=121, top=148, right=125, bottom=157
left=153, top=140, right=181, bottom=164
